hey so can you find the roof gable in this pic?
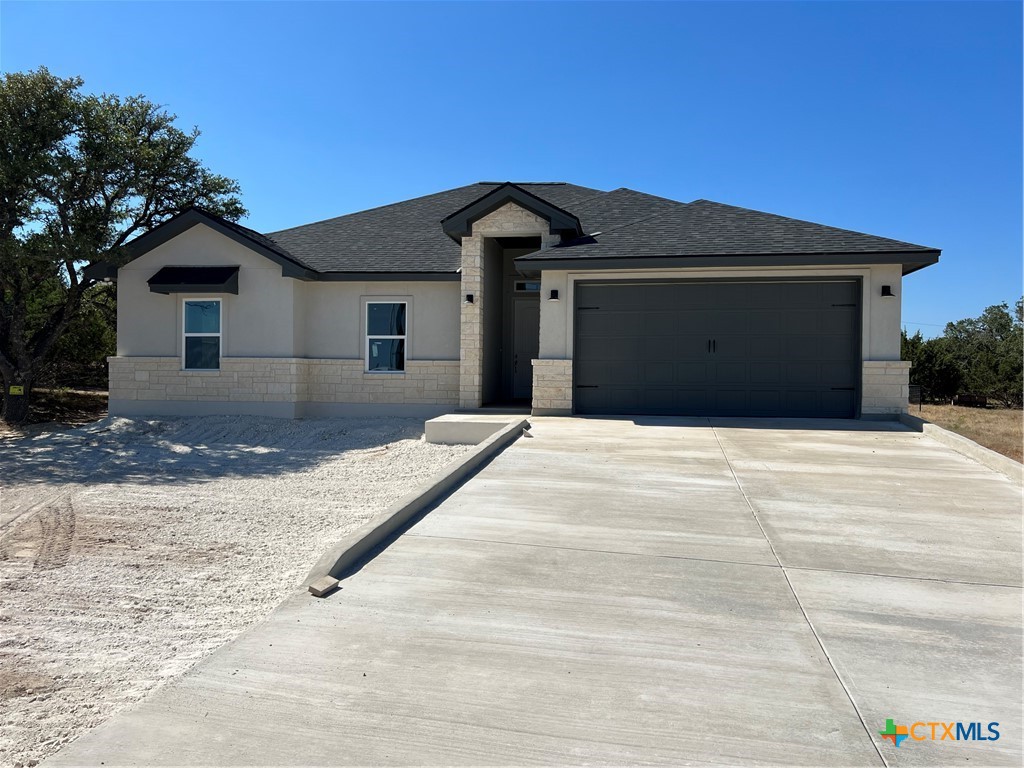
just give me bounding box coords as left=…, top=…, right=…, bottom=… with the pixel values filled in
left=439, top=182, right=584, bottom=242
left=121, top=208, right=316, bottom=279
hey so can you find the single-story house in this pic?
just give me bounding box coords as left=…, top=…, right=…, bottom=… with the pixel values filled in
left=97, top=181, right=939, bottom=419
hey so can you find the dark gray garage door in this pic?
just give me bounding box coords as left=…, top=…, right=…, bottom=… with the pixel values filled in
left=573, top=280, right=860, bottom=417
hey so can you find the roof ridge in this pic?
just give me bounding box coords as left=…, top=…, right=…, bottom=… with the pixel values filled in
left=267, top=183, right=491, bottom=236
left=569, top=187, right=686, bottom=215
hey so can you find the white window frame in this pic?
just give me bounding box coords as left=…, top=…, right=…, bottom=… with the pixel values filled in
left=365, top=300, right=407, bottom=374
left=182, top=297, right=223, bottom=371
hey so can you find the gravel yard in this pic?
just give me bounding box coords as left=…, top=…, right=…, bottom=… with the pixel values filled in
left=0, top=416, right=471, bottom=767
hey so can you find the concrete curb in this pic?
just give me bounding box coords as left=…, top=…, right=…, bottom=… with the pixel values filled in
left=303, top=418, right=530, bottom=592
left=900, top=413, right=1023, bottom=485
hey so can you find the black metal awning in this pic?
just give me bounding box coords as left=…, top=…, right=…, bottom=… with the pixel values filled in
left=147, top=266, right=239, bottom=295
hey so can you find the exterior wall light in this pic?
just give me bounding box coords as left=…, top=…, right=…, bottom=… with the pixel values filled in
left=548, top=289, right=560, bottom=302
left=881, top=285, right=895, bottom=297
left=464, top=294, right=474, bottom=304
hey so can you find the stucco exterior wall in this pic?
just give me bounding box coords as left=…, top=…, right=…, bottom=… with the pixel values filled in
left=112, top=223, right=461, bottom=417
left=117, top=225, right=301, bottom=359
left=299, top=280, right=459, bottom=360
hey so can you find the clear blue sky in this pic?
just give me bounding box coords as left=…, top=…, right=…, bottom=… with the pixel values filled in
left=2, top=1, right=1020, bottom=337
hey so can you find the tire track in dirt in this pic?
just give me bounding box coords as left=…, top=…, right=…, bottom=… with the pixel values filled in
left=0, top=488, right=71, bottom=565
left=33, top=496, right=76, bottom=571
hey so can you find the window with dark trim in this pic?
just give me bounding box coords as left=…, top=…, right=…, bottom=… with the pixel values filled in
left=183, top=299, right=222, bottom=370
left=366, top=302, right=406, bottom=372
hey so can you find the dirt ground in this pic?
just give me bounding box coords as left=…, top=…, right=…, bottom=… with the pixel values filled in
left=0, top=388, right=108, bottom=440
left=916, top=403, right=1023, bottom=463
left=0, top=416, right=471, bottom=767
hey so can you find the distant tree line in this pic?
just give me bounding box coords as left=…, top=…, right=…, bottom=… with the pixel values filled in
left=902, top=298, right=1023, bottom=408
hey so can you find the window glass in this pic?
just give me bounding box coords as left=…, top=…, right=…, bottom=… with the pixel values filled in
left=366, top=302, right=406, bottom=372
left=184, top=299, right=221, bottom=370
left=184, top=301, right=221, bottom=334
left=367, top=302, right=406, bottom=336
left=184, top=337, right=220, bottom=370
left=367, top=338, right=405, bottom=372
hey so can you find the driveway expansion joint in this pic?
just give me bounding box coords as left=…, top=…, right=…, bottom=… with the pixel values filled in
left=709, top=420, right=889, bottom=768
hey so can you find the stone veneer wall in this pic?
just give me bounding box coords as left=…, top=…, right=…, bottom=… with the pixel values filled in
left=459, top=201, right=560, bottom=409
left=861, top=360, right=911, bottom=416
left=108, top=357, right=459, bottom=408
left=531, top=359, right=573, bottom=416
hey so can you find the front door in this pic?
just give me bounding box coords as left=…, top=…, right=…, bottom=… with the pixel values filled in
left=511, top=297, right=540, bottom=400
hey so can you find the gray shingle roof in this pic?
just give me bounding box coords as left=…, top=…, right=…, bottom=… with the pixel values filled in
left=213, top=182, right=938, bottom=275
left=521, top=197, right=938, bottom=262
left=265, top=182, right=603, bottom=273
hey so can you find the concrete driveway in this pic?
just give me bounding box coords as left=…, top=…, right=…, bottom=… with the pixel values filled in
left=50, top=418, right=1022, bottom=767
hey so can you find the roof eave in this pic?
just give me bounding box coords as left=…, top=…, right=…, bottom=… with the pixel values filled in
left=316, top=271, right=460, bottom=282
left=516, top=250, right=941, bottom=272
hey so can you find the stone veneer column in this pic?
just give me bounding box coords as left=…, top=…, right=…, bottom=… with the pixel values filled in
left=458, top=202, right=557, bottom=410
left=861, top=360, right=911, bottom=416
left=459, top=234, right=484, bottom=409
left=531, top=359, right=573, bottom=416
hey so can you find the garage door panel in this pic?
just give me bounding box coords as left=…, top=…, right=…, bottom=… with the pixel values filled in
left=821, top=389, right=856, bottom=415
left=715, top=362, right=748, bottom=385
left=714, top=390, right=748, bottom=412
left=574, top=281, right=859, bottom=417
left=818, top=310, right=858, bottom=334
left=747, top=390, right=782, bottom=413
left=785, top=362, right=822, bottom=386
left=576, top=310, right=647, bottom=337
left=745, top=310, right=783, bottom=332
left=747, top=337, right=783, bottom=359
left=677, top=389, right=710, bottom=411
left=749, top=363, right=782, bottom=385
left=821, top=282, right=859, bottom=304
left=676, top=335, right=710, bottom=356
left=821, top=361, right=858, bottom=386
left=641, top=388, right=678, bottom=410
left=710, top=336, right=749, bottom=359
left=645, top=362, right=675, bottom=385
left=783, top=336, right=822, bottom=359
left=641, top=311, right=683, bottom=334
left=576, top=361, right=640, bottom=385
left=677, top=362, right=710, bottom=383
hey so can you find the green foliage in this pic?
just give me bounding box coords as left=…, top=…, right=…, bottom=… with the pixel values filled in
left=38, top=283, right=116, bottom=388
left=0, top=67, right=245, bottom=422
left=903, top=299, right=1023, bottom=408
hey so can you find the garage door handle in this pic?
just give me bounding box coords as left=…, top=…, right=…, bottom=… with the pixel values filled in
left=830, top=387, right=855, bottom=391
left=713, top=339, right=717, bottom=353
left=576, top=384, right=599, bottom=389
